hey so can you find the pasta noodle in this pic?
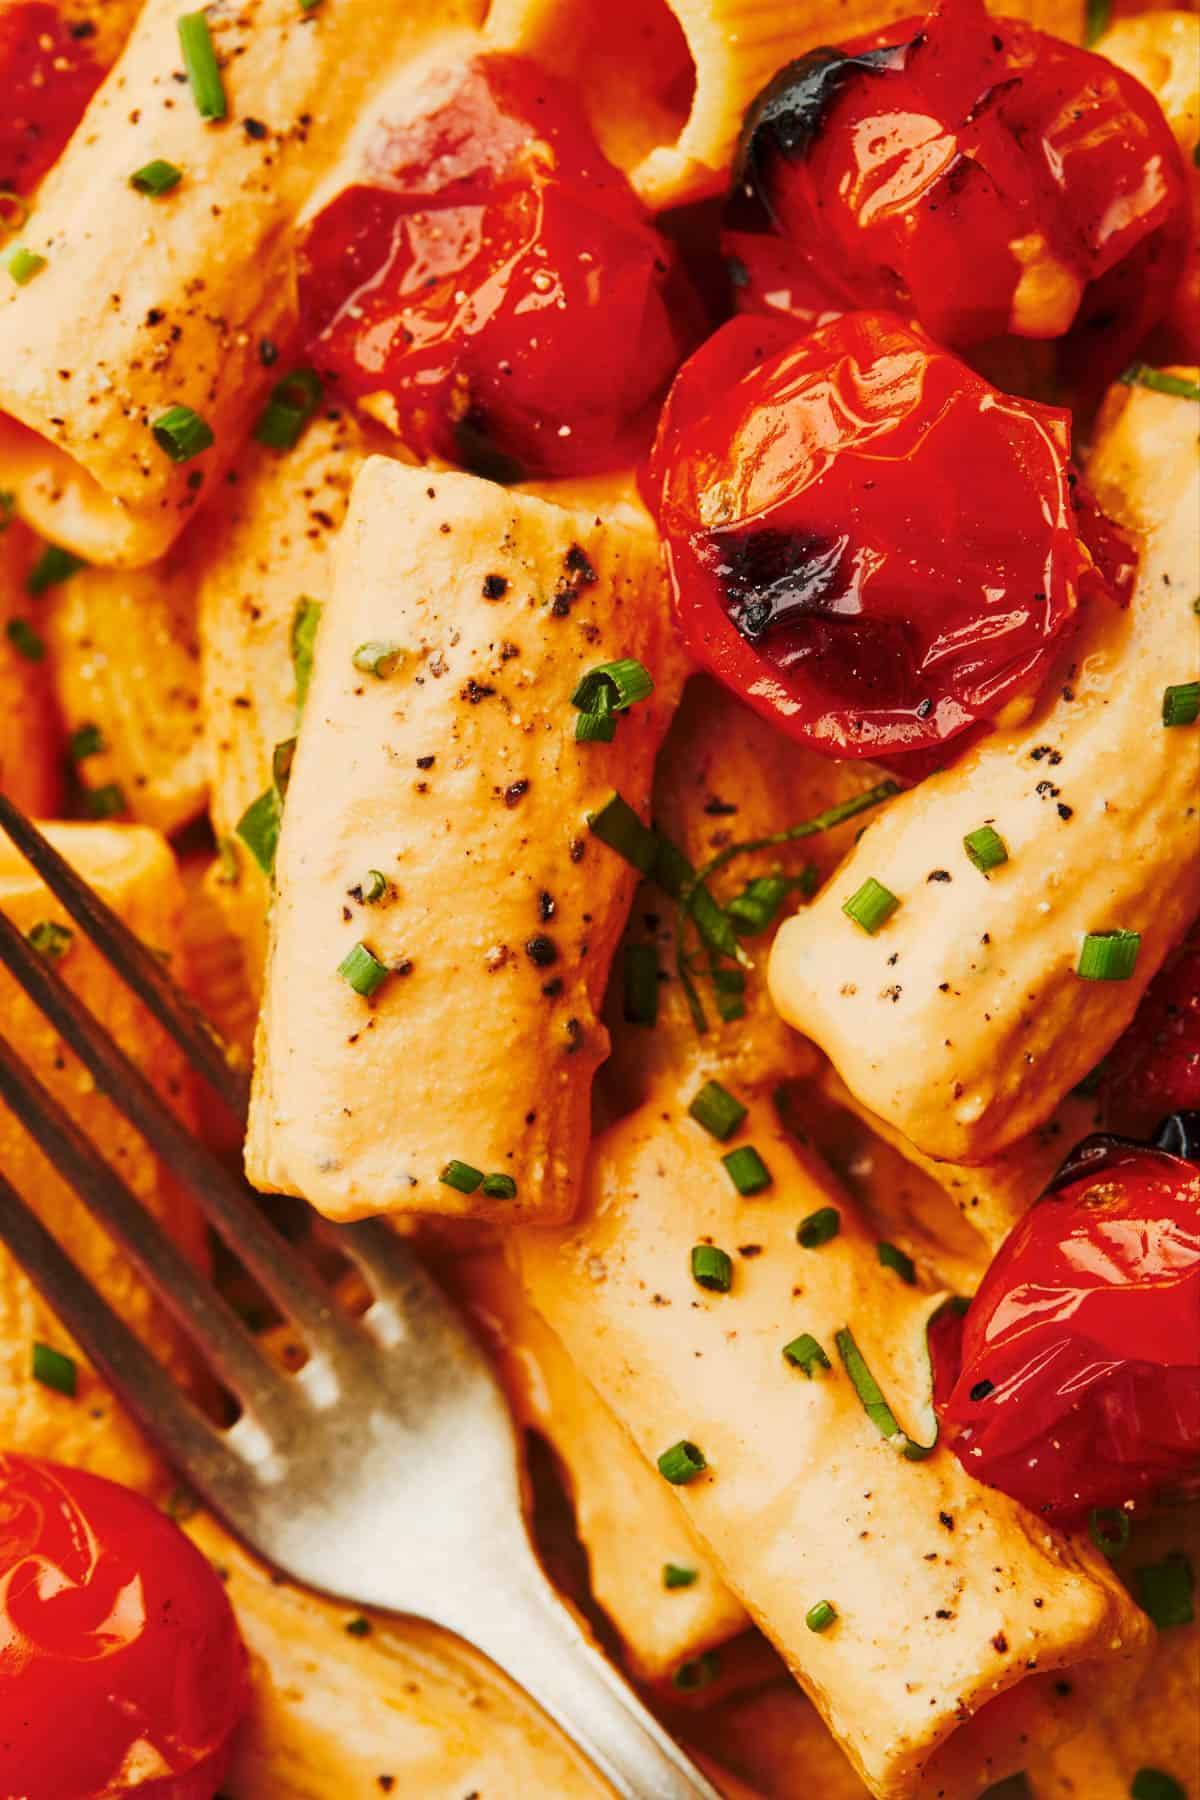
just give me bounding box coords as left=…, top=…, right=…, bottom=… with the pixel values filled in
left=247, top=457, right=684, bottom=1222
left=769, top=378, right=1200, bottom=1165
left=485, top=0, right=1089, bottom=211
left=44, top=541, right=208, bottom=835
left=0, top=519, right=61, bottom=817
left=0, top=821, right=203, bottom=1493
left=515, top=1078, right=1152, bottom=1799
left=0, top=0, right=483, bottom=567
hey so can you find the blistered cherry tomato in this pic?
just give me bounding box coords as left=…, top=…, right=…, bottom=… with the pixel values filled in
left=725, top=0, right=1187, bottom=376
left=1100, top=926, right=1200, bottom=1137
left=0, top=1455, right=248, bottom=1799
left=935, top=1138, right=1200, bottom=1523
left=298, top=53, right=701, bottom=478
left=649, top=308, right=1128, bottom=761
left=0, top=3, right=103, bottom=197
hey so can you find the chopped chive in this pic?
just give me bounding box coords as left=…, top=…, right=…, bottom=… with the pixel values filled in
left=691, top=1244, right=733, bottom=1292
left=32, top=1341, right=76, bottom=1395
left=843, top=876, right=899, bottom=934
left=657, top=1440, right=707, bottom=1485
left=1083, top=0, right=1110, bottom=43
left=672, top=1649, right=721, bottom=1691
left=835, top=1324, right=936, bottom=1460
left=28, top=920, right=72, bottom=959
left=235, top=785, right=282, bottom=875
left=337, top=941, right=390, bottom=998
left=440, top=1159, right=483, bottom=1194
left=151, top=404, right=214, bottom=463
left=1162, top=681, right=1199, bottom=727
left=1077, top=929, right=1141, bottom=981
left=1088, top=1506, right=1131, bottom=1558
left=797, top=1206, right=840, bottom=1248
left=805, top=1599, right=837, bottom=1633
left=291, top=595, right=322, bottom=714
left=783, top=1333, right=831, bottom=1377
left=963, top=825, right=1008, bottom=874
left=663, top=1562, right=698, bottom=1589
left=1135, top=1551, right=1194, bottom=1629
left=353, top=869, right=389, bottom=904
left=1120, top=364, right=1200, bottom=403
left=586, top=791, right=659, bottom=876
left=8, top=247, right=46, bottom=285
left=300, top=0, right=322, bottom=10
left=130, top=158, right=183, bottom=195
left=68, top=722, right=104, bottom=762
left=721, top=1145, right=771, bottom=1196
left=688, top=1080, right=747, bottom=1142
left=27, top=543, right=85, bottom=594
left=271, top=735, right=296, bottom=799
left=253, top=367, right=323, bottom=450
left=575, top=685, right=616, bottom=742
left=178, top=10, right=227, bottom=120
left=481, top=1172, right=518, bottom=1200
left=571, top=658, right=654, bottom=732
left=877, top=1241, right=916, bottom=1284
left=84, top=783, right=126, bottom=819
left=5, top=617, right=44, bottom=662
left=215, top=835, right=240, bottom=886
left=711, top=964, right=746, bottom=1022
left=727, top=870, right=815, bottom=937
left=344, top=1615, right=371, bottom=1637
left=352, top=640, right=406, bottom=679
left=1131, top=1772, right=1186, bottom=1800
left=623, top=942, right=658, bottom=1026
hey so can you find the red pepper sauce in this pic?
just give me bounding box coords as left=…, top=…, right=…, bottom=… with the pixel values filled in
left=0, top=2, right=103, bottom=197
left=298, top=53, right=702, bottom=479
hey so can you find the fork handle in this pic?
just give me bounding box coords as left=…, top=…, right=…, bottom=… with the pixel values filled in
left=439, top=1548, right=725, bottom=1800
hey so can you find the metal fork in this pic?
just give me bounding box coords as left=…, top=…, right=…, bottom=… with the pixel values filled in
left=0, top=793, right=722, bottom=1800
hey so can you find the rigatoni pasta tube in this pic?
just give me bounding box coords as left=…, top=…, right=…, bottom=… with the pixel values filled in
left=0, top=823, right=205, bottom=1495
left=769, top=378, right=1200, bottom=1165
left=247, top=458, right=684, bottom=1223
left=486, top=0, right=1086, bottom=211
left=0, top=0, right=482, bottom=568
left=515, top=1080, right=1151, bottom=1800
left=446, top=1249, right=749, bottom=1683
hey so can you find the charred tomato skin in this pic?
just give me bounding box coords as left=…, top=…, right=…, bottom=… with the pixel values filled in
left=298, top=52, right=702, bottom=479
left=649, top=307, right=1128, bottom=764
left=935, top=1138, right=1200, bottom=1524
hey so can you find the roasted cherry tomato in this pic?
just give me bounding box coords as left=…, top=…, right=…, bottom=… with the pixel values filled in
left=725, top=0, right=1187, bottom=377
left=935, top=1138, right=1200, bottom=1524
left=298, top=52, right=701, bottom=478
left=0, top=1455, right=248, bottom=1799
left=649, top=308, right=1129, bottom=761
left=0, top=2, right=103, bottom=197
left=1100, top=926, right=1200, bottom=1138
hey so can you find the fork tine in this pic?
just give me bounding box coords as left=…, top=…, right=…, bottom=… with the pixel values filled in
left=0, top=1028, right=289, bottom=1416
left=0, top=901, right=351, bottom=1350
left=0, top=1165, right=244, bottom=1498
left=0, top=791, right=248, bottom=1120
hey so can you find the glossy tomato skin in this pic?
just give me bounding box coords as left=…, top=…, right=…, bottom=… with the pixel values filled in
left=0, top=2, right=103, bottom=195
left=726, top=0, right=1187, bottom=375
left=936, top=1139, right=1200, bottom=1523
left=1100, top=926, right=1200, bottom=1138
left=649, top=308, right=1125, bottom=761
left=298, top=53, right=701, bottom=478
left=0, top=1456, right=248, bottom=1800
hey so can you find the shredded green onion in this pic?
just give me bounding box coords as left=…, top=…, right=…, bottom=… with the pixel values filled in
left=7, top=247, right=46, bottom=285
left=254, top=368, right=323, bottom=450
left=835, top=1323, right=938, bottom=1461
left=672, top=1649, right=721, bottom=1691
left=352, top=640, right=406, bottom=679
left=797, top=1206, right=840, bottom=1249
left=571, top=659, right=654, bottom=742
left=843, top=876, right=900, bottom=934
left=440, top=1160, right=484, bottom=1194
left=691, top=1244, right=733, bottom=1293
left=291, top=595, right=322, bottom=714
left=235, top=785, right=282, bottom=875
left=1162, top=681, right=1199, bottom=727
left=27, top=543, right=85, bottom=595
left=1088, top=1506, right=1131, bottom=1558
left=481, top=1172, right=518, bottom=1200
left=805, top=1600, right=837, bottom=1633
left=1077, top=930, right=1141, bottom=981
left=623, top=943, right=659, bottom=1026
left=5, top=617, right=44, bottom=662
left=782, top=1333, right=830, bottom=1377
left=721, top=1145, right=771, bottom=1196
left=1135, top=1551, right=1194, bottom=1630
left=151, top=404, right=214, bottom=463
left=84, top=783, right=126, bottom=819
left=1083, top=0, right=1110, bottom=43
left=32, top=1341, right=76, bottom=1395
left=68, top=723, right=104, bottom=762
left=28, top=920, right=72, bottom=959
left=963, top=825, right=1009, bottom=874
left=337, top=941, right=391, bottom=998
left=1130, top=1772, right=1185, bottom=1800
left=130, top=158, right=183, bottom=195
left=663, top=1563, right=698, bottom=1589
left=877, top=1241, right=916, bottom=1284
left=1120, top=364, right=1200, bottom=403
